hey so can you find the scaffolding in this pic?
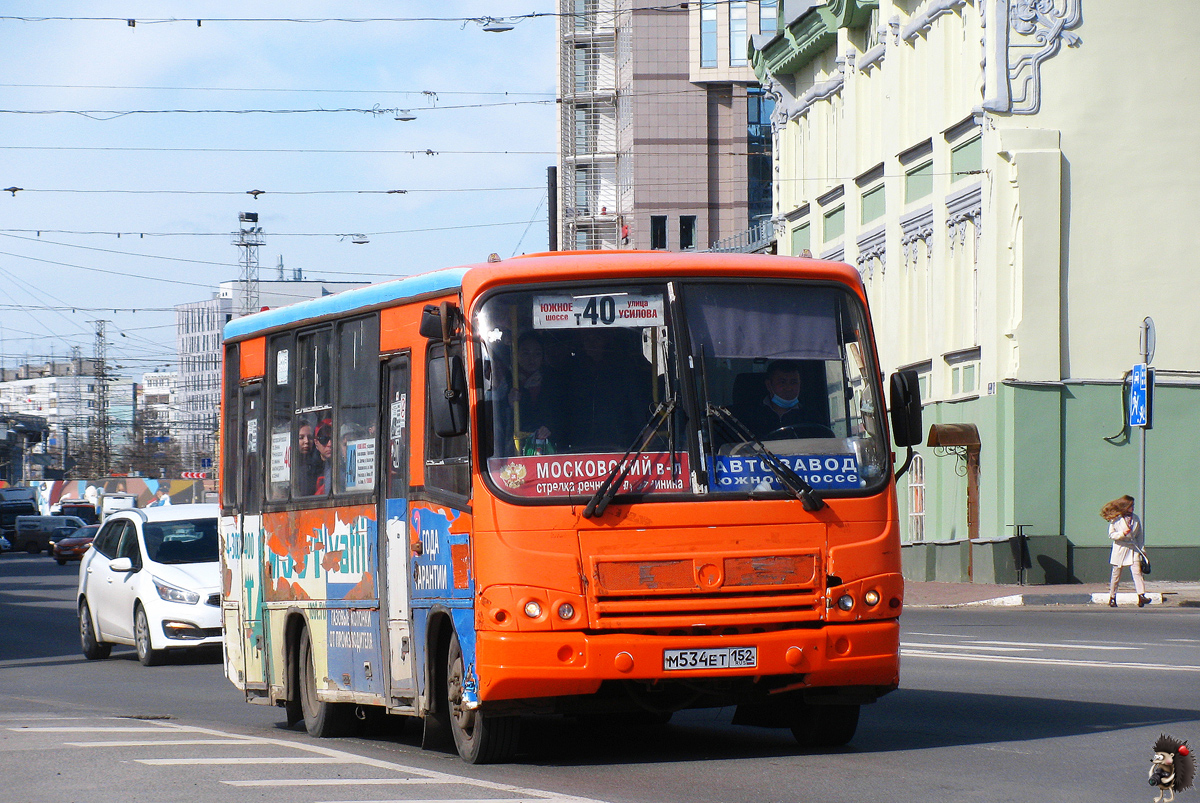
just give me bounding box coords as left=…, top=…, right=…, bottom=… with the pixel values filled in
left=559, top=0, right=630, bottom=250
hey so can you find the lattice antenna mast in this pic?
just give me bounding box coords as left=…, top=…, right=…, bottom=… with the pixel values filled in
left=93, top=320, right=111, bottom=475
left=234, top=212, right=264, bottom=315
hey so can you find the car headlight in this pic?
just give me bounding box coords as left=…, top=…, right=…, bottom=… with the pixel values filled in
left=153, top=576, right=201, bottom=605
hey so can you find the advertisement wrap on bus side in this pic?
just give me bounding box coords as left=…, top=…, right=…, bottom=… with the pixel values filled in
left=488, top=452, right=690, bottom=498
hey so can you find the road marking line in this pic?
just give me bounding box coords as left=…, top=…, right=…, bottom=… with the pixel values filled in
left=67, top=739, right=264, bottom=747
left=39, top=719, right=612, bottom=803
left=314, top=799, right=591, bottom=803
left=138, top=757, right=348, bottom=765
left=902, top=642, right=1034, bottom=652
left=9, top=726, right=173, bottom=733
left=969, top=640, right=1141, bottom=651
left=227, top=779, right=462, bottom=787
left=902, top=648, right=1200, bottom=672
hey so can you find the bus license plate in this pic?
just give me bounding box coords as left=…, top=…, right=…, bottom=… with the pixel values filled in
left=663, top=647, right=757, bottom=671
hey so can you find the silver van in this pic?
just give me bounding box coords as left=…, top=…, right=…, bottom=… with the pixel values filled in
left=13, top=515, right=86, bottom=554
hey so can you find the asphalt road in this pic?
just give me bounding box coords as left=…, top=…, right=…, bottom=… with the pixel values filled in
left=1, top=551, right=1197, bottom=803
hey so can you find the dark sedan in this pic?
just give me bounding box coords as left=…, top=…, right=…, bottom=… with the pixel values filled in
left=52, top=524, right=99, bottom=565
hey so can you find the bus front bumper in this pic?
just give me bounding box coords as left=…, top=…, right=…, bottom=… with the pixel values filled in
left=475, top=619, right=899, bottom=703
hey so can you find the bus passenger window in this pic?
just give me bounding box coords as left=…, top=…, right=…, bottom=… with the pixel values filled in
left=268, top=335, right=293, bottom=501
left=336, top=316, right=379, bottom=494
left=425, top=341, right=471, bottom=498
left=294, top=327, right=333, bottom=498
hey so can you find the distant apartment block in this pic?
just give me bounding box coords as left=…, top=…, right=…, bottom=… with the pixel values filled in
left=557, top=0, right=776, bottom=252
left=175, top=279, right=367, bottom=467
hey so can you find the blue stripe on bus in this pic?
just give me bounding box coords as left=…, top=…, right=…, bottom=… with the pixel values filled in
left=223, top=266, right=470, bottom=340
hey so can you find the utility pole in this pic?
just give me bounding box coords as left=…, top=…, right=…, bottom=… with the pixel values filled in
left=93, top=319, right=110, bottom=476
left=234, top=212, right=264, bottom=316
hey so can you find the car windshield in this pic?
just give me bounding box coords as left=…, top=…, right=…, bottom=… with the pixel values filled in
left=475, top=279, right=888, bottom=502
left=143, top=519, right=219, bottom=564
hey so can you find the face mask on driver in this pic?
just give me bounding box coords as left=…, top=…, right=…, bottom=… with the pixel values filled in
left=771, top=394, right=800, bottom=409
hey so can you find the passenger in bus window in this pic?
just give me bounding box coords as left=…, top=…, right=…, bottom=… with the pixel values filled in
left=295, top=420, right=321, bottom=496
left=734, top=360, right=832, bottom=441
left=509, top=333, right=564, bottom=455
left=564, top=329, right=652, bottom=453
left=313, top=418, right=333, bottom=496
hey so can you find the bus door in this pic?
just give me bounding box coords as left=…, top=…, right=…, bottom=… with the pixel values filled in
left=233, top=382, right=268, bottom=691
left=382, top=355, right=417, bottom=707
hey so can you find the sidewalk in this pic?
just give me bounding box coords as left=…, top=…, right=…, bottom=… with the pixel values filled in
left=904, top=580, right=1200, bottom=608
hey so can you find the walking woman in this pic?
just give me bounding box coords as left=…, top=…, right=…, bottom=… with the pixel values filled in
left=1102, top=494, right=1148, bottom=607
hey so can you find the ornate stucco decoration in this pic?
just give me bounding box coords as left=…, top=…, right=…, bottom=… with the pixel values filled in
left=983, top=0, right=1083, bottom=115
left=900, top=205, right=935, bottom=265
left=902, top=0, right=973, bottom=41
left=946, top=183, right=983, bottom=258
left=856, top=224, right=887, bottom=279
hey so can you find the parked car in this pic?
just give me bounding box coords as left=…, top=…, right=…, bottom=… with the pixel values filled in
left=14, top=515, right=86, bottom=554
left=0, top=535, right=10, bottom=552
left=77, top=504, right=221, bottom=666
left=52, top=524, right=100, bottom=565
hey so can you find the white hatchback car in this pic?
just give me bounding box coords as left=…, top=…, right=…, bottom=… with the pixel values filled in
left=77, top=504, right=222, bottom=666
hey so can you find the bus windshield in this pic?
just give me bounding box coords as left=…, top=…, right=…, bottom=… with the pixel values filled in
left=475, top=280, right=887, bottom=501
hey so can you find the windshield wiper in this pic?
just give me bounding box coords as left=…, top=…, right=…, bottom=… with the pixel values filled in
left=582, top=396, right=677, bottom=519
left=707, top=404, right=825, bottom=512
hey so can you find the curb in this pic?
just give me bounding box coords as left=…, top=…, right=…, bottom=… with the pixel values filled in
left=910, top=591, right=1170, bottom=609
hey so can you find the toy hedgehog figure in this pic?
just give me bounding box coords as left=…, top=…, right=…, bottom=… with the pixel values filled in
left=1149, top=733, right=1195, bottom=802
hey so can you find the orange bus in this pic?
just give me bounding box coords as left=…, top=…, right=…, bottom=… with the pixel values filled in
left=219, top=251, right=922, bottom=763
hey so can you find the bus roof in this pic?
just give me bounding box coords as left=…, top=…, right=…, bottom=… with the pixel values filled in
left=222, top=252, right=861, bottom=342
left=223, top=265, right=469, bottom=341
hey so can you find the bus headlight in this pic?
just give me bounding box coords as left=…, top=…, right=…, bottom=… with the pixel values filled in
left=523, top=600, right=543, bottom=619
left=836, top=594, right=855, bottom=611
left=557, top=602, right=575, bottom=620
left=863, top=590, right=880, bottom=606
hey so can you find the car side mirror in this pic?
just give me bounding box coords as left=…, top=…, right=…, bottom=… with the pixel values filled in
left=889, top=370, right=923, bottom=447
left=108, top=557, right=135, bottom=573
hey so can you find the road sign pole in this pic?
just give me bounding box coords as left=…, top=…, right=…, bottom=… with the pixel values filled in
left=1137, top=317, right=1155, bottom=530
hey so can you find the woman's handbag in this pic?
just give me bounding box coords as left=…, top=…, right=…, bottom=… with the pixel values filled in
left=1136, top=547, right=1152, bottom=575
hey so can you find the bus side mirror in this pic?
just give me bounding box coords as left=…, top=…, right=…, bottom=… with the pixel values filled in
left=419, top=302, right=462, bottom=341
left=419, top=305, right=443, bottom=339
left=428, top=351, right=469, bottom=437
left=889, top=370, right=923, bottom=447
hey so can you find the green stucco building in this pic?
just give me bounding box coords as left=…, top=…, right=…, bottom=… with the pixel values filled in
left=751, top=0, right=1200, bottom=582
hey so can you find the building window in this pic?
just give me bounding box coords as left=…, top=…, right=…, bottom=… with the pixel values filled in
left=680, top=216, right=696, bottom=250
left=823, top=205, right=845, bottom=242
left=860, top=184, right=885, bottom=225
left=650, top=215, right=668, bottom=249
left=700, top=2, right=717, bottom=68
left=759, top=0, right=777, bottom=35
left=905, top=162, right=933, bottom=204
left=946, top=348, right=981, bottom=396
left=747, top=87, right=774, bottom=224
left=908, top=453, right=925, bottom=542
left=951, top=136, right=982, bottom=181
left=790, top=223, right=811, bottom=256
left=729, top=1, right=748, bottom=67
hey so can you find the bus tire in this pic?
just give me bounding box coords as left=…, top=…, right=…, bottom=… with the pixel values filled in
left=446, top=631, right=519, bottom=764
left=298, top=626, right=353, bottom=737
left=790, top=703, right=859, bottom=748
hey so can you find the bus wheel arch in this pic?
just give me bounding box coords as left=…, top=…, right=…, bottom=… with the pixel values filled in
left=283, top=611, right=307, bottom=728
left=427, top=615, right=519, bottom=764
left=294, top=617, right=353, bottom=737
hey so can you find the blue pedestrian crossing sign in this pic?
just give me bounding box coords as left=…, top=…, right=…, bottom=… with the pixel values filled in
left=1129, top=363, right=1149, bottom=427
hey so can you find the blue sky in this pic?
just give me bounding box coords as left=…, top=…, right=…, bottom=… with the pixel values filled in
left=1, top=2, right=557, bottom=378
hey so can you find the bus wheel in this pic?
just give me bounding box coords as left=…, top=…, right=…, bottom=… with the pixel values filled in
left=446, top=631, right=519, bottom=763
left=298, top=626, right=353, bottom=737
left=790, top=703, right=860, bottom=748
